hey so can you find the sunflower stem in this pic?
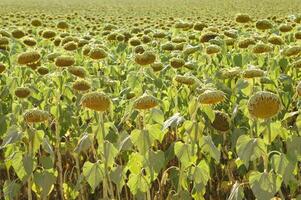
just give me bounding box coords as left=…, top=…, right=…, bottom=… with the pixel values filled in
left=27, top=127, right=33, bottom=200
left=56, top=72, right=65, bottom=200
left=99, top=112, right=114, bottom=199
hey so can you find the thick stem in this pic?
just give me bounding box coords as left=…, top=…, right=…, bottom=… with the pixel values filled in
left=99, top=112, right=114, bottom=199
left=191, top=104, right=200, bottom=155
left=177, top=164, right=184, bottom=194
left=267, top=119, right=272, bottom=144
left=56, top=124, right=65, bottom=200
left=56, top=73, right=65, bottom=200
left=75, top=155, right=85, bottom=200
left=27, top=133, right=33, bottom=200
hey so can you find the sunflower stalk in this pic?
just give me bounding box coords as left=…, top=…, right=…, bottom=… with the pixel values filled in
left=27, top=126, right=34, bottom=200
left=99, top=112, right=115, bottom=199
left=56, top=73, right=65, bottom=200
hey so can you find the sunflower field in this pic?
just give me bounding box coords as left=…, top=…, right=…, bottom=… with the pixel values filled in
left=0, top=0, right=301, bottom=199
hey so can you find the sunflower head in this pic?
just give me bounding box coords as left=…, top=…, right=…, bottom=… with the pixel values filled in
left=248, top=91, right=281, bottom=119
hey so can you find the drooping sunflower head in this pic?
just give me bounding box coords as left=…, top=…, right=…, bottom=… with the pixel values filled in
left=81, top=91, right=110, bottom=112
left=133, top=93, right=158, bottom=110
left=73, top=79, right=91, bottom=92
left=15, top=87, right=31, bottom=98
left=24, top=109, right=49, bottom=123
left=248, top=91, right=281, bottom=119
left=174, top=75, right=195, bottom=85
left=211, top=111, right=231, bottom=132
left=17, top=51, right=41, bottom=65
left=198, top=89, right=225, bottom=105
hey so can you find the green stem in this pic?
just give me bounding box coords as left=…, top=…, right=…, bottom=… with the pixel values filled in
left=75, top=155, right=85, bottom=200
left=267, top=119, right=272, bottom=144
left=27, top=130, right=33, bottom=200
left=177, top=164, right=184, bottom=194
left=99, top=112, right=114, bottom=199
left=56, top=73, right=65, bottom=200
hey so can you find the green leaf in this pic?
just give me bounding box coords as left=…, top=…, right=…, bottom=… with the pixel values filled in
left=131, top=129, right=153, bottom=155
left=104, top=141, right=118, bottom=167
left=263, top=121, right=288, bottom=143
left=150, top=108, right=164, bottom=125
left=0, top=126, right=21, bottom=149
left=147, top=124, right=164, bottom=142
left=233, top=54, right=242, bottom=67
left=199, top=136, right=220, bottom=163
left=278, top=58, right=288, bottom=68
left=42, top=137, right=54, bottom=155
left=174, top=141, right=197, bottom=168
left=236, top=135, right=267, bottom=168
left=271, top=153, right=296, bottom=184
left=3, top=180, right=21, bottom=200
left=188, top=97, right=198, bottom=116
left=287, top=136, right=301, bottom=161
left=40, top=156, right=54, bottom=169
left=202, top=105, right=215, bottom=123
left=23, top=155, right=34, bottom=175
left=11, top=151, right=27, bottom=181
left=110, top=165, right=125, bottom=189
left=163, top=113, right=184, bottom=131
left=127, top=173, right=150, bottom=195
left=127, top=152, right=144, bottom=174
left=249, top=171, right=282, bottom=200
left=33, top=130, right=44, bottom=154
left=74, top=133, right=93, bottom=154
left=147, top=150, right=165, bottom=181
left=33, top=170, right=56, bottom=199
left=192, top=160, right=210, bottom=185
left=227, top=181, right=244, bottom=200
left=82, top=161, right=104, bottom=193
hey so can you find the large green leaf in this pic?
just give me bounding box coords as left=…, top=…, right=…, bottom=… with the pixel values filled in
left=192, top=160, right=210, bottom=185
left=146, top=149, right=165, bottom=181
left=82, top=161, right=104, bottom=193
left=236, top=135, right=266, bottom=168
left=202, top=105, right=215, bottom=123
left=147, top=124, right=164, bottom=143
left=0, top=126, right=21, bottom=149
left=199, top=136, right=220, bottom=163
left=10, top=151, right=27, bottom=181
left=33, top=170, right=56, bottom=199
left=271, top=153, right=296, bottom=184
left=127, top=173, right=150, bottom=195
left=110, top=165, right=125, bottom=189
left=263, top=121, right=289, bottom=143
left=287, top=136, right=301, bottom=161
left=3, top=180, right=20, bottom=200
left=23, top=154, right=34, bottom=175
left=103, top=141, right=118, bottom=167
left=162, top=113, right=184, bottom=131
left=150, top=108, right=164, bottom=125
left=33, top=130, right=44, bottom=154
left=174, top=141, right=197, bottom=168
left=131, top=129, right=153, bottom=155
left=127, top=152, right=144, bottom=174
left=74, top=133, right=93, bottom=154
left=249, top=171, right=282, bottom=200
left=227, top=181, right=244, bottom=200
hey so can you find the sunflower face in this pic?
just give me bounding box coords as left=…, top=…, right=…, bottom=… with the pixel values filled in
left=211, top=111, right=231, bottom=132
left=81, top=92, right=110, bottom=112
left=24, top=109, right=49, bottom=123
left=133, top=94, right=158, bottom=110
left=248, top=91, right=281, bottom=119
left=198, top=89, right=225, bottom=105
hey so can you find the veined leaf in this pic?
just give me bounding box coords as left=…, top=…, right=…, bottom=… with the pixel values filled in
left=236, top=135, right=267, bottom=168
left=82, top=161, right=104, bottom=193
